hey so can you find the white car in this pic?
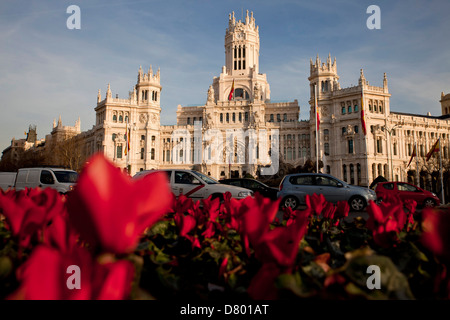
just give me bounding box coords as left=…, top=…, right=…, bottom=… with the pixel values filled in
left=133, top=169, right=253, bottom=201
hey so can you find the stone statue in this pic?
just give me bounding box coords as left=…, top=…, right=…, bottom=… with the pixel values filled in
left=207, top=85, right=215, bottom=103
left=254, top=83, right=260, bottom=100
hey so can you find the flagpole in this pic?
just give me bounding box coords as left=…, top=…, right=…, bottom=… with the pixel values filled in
left=439, top=137, right=445, bottom=204
left=314, top=84, right=319, bottom=173
left=414, top=136, right=419, bottom=185
left=126, top=117, right=129, bottom=174
left=362, top=86, right=370, bottom=188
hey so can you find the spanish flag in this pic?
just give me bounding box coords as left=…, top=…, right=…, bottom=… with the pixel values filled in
left=361, top=91, right=367, bottom=135
left=125, top=126, right=131, bottom=156
left=228, top=80, right=235, bottom=101
left=407, top=145, right=416, bottom=168
left=426, top=138, right=440, bottom=161
left=316, top=106, right=320, bottom=131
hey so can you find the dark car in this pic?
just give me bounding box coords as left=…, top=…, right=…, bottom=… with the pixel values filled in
left=219, top=178, right=279, bottom=200
left=375, top=181, right=440, bottom=207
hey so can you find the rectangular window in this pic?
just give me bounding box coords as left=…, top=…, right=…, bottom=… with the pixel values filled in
left=239, top=112, right=242, bottom=122
left=117, top=145, right=122, bottom=159
left=245, top=112, right=249, bottom=122
left=348, top=140, right=354, bottom=154
left=377, top=138, right=382, bottom=153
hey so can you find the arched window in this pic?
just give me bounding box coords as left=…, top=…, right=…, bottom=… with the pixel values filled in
left=343, top=164, right=347, bottom=182
left=151, top=148, right=155, bottom=160
left=342, top=127, right=347, bottom=135
left=113, top=114, right=117, bottom=122
left=324, top=143, right=330, bottom=156
left=220, top=114, right=223, bottom=122
left=354, top=105, right=359, bottom=112
left=239, top=112, right=242, bottom=122
left=226, top=113, right=229, bottom=122
left=283, top=113, right=287, bottom=121
left=187, top=117, right=190, bottom=124
left=112, top=133, right=116, bottom=141
left=140, top=148, right=144, bottom=160
left=117, top=145, right=122, bottom=159
left=342, top=106, right=346, bottom=114
left=354, top=126, right=359, bottom=133
left=234, top=88, right=249, bottom=100
left=277, top=114, right=281, bottom=122
left=348, top=106, right=352, bottom=113
left=232, top=113, right=236, bottom=122
left=119, top=115, right=123, bottom=123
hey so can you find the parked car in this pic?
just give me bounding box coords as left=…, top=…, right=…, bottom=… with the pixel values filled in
left=133, top=169, right=253, bottom=201
left=0, top=172, right=17, bottom=191
left=14, top=167, right=78, bottom=194
left=219, top=178, right=279, bottom=200
left=278, top=173, right=377, bottom=211
left=375, top=181, right=440, bottom=207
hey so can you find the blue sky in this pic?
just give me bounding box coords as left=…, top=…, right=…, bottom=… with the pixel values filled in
left=1, top=0, right=449, bottom=153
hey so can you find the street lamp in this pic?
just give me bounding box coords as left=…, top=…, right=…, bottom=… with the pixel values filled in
left=382, top=124, right=402, bottom=181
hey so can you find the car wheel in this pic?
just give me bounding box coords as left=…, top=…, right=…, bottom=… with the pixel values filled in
left=282, top=196, right=298, bottom=209
left=423, top=198, right=436, bottom=208
left=349, top=196, right=366, bottom=212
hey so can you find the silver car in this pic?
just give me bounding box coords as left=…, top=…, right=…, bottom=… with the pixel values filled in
left=134, top=169, right=253, bottom=201
left=277, top=173, right=377, bottom=211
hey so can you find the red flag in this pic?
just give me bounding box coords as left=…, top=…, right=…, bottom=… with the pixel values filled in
left=426, top=139, right=440, bottom=161
left=407, top=145, right=416, bottom=168
left=125, top=127, right=130, bottom=156
left=228, top=80, right=235, bottom=101
left=361, top=91, right=367, bottom=135
left=316, top=107, right=320, bottom=131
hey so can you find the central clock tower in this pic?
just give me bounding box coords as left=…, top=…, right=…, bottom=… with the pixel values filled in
left=225, top=10, right=260, bottom=76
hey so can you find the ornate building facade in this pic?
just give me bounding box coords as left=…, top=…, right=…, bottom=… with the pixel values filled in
left=2, top=11, right=450, bottom=196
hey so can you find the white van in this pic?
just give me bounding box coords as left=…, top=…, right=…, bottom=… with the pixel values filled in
left=0, top=172, right=17, bottom=191
left=15, top=167, right=79, bottom=194
left=133, top=169, right=253, bottom=201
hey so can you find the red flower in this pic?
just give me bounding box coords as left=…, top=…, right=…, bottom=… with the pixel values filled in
left=422, top=208, right=450, bottom=262
left=174, top=213, right=197, bottom=237
left=0, top=188, right=66, bottom=249
left=366, top=200, right=404, bottom=247
left=240, top=193, right=280, bottom=255
left=9, top=245, right=134, bottom=300
left=322, top=202, right=336, bottom=220
left=305, top=193, right=326, bottom=216
left=335, top=201, right=350, bottom=219
left=67, top=154, right=172, bottom=254
left=256, top=209, right=310, bottom=267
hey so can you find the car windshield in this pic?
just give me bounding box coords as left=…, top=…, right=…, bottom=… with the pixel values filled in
left=53, top=171, right=78, bottom=183
left=194, top=171, right=218, bottom=184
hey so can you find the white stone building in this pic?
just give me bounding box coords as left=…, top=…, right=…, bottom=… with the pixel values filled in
left=3, top=10, right=450, bottom=198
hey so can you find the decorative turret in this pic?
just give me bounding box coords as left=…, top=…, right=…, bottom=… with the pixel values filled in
left=308, top=54, right=340, bottom=97
left=135, top=65, right=162, bottom=106
left=383, top=72, right=388, bottom=92
left=97, top=89, right=101, bottom=103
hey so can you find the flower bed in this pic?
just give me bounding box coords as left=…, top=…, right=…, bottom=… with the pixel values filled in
left=0, top=154, right=449, bottom=300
